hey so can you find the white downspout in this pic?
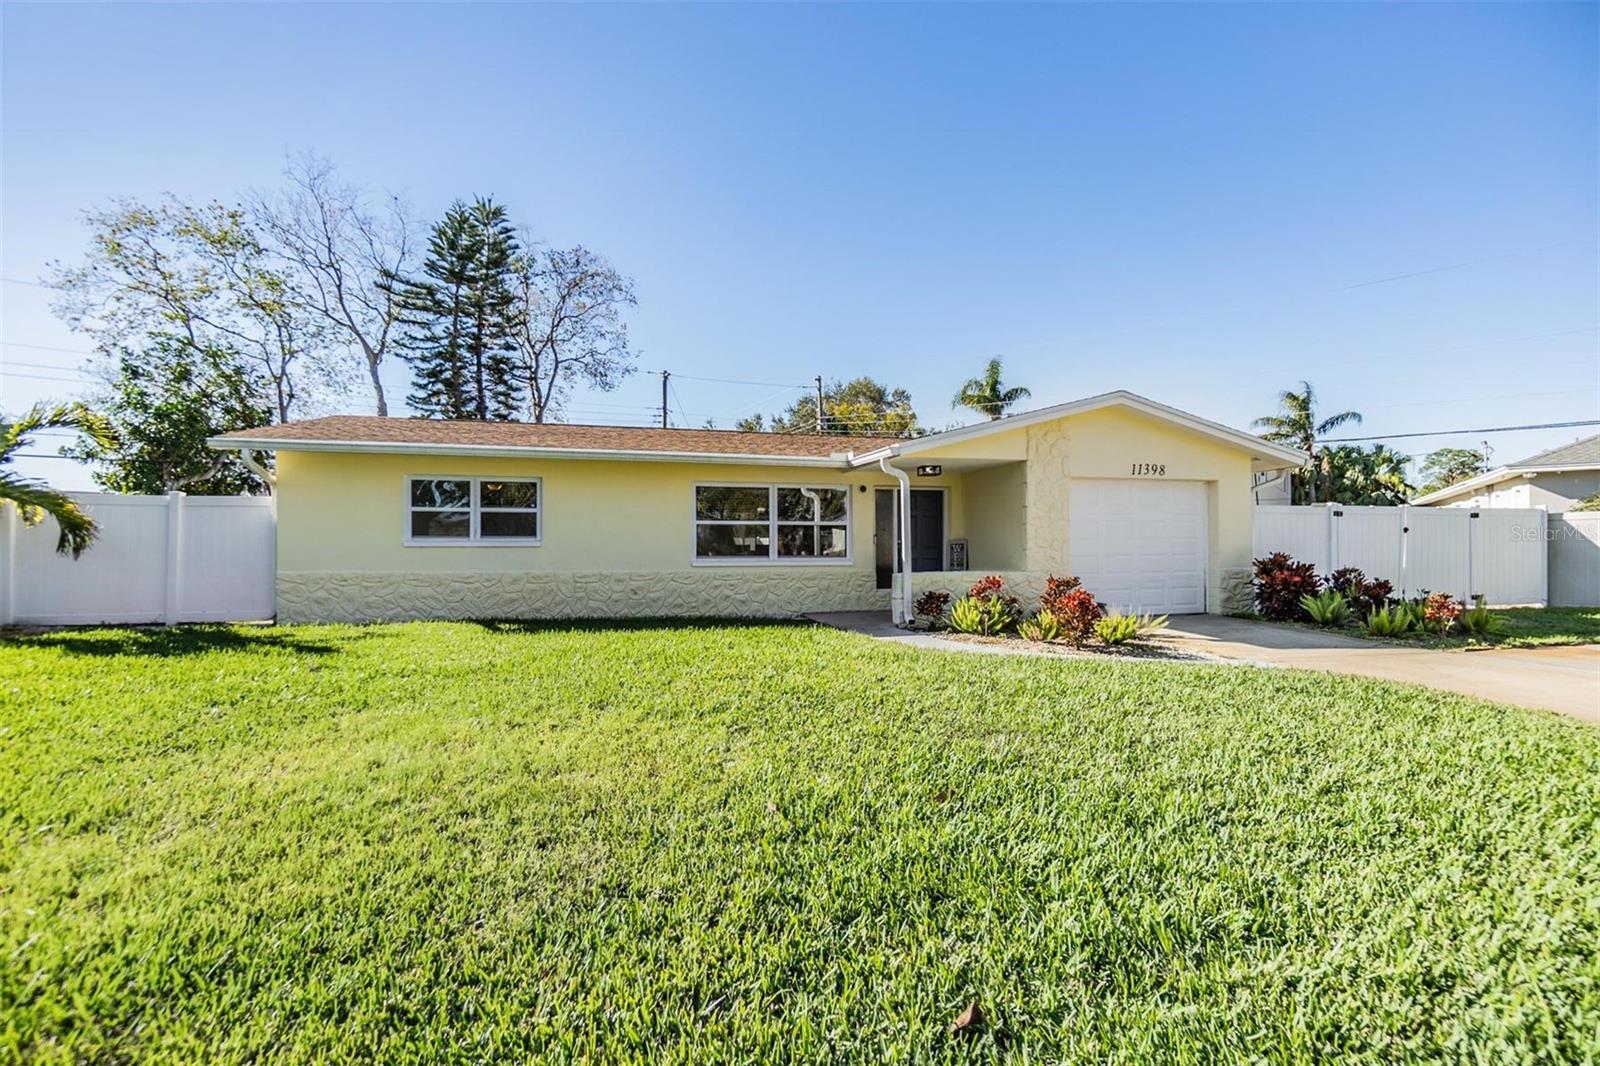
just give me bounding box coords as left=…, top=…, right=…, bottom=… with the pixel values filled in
left=238, top=449, right=276, bottom=493
left=879, top=457, right=913, bottom=625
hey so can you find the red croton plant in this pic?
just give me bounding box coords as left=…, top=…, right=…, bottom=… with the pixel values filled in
left=1252, top=552, right=1321, bottom=621
left=914, top=589, right=951, bottom=623
left=1051, top=588, right=1102, bottom=645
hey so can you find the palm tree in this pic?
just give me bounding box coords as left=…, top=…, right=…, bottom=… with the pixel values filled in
left=1320, top=443, right=1414, bottom=506
left=1252, top=382, right=1362, bottom=503
left=952, top=357, right=1031, bottom=420
left=1, top=403, right=116, bottom=557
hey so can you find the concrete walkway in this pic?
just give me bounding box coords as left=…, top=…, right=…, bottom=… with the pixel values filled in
left=806, top=611, right=1600, bottom=723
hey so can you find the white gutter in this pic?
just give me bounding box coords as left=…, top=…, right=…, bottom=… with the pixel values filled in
left=879, top=457, right=913, bottom=625
left=238, top=448, right=276, bottom=492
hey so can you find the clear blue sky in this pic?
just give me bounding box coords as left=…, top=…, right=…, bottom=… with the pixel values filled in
left=3, top=2, right=1595, bottom=489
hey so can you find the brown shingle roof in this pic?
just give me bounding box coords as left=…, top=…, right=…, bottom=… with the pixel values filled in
left=212, top=415, right=902, bottom=459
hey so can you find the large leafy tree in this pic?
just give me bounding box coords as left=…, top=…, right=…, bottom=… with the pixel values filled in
left=510, top=244, right=637, bottom=422
left=1252, top=382, right=1363, bottom=504
left=64, top=336, right=272, bottom=495
left=1417, top=447, right=1488, bottom=496
left=48, top=197, right=334, bottom=423
left=736, top=377, right=919, bottom=437
left=388, top=198, right=522, bottom=420
left=952, top=357, right=1030, bottom=420
left=1320, top=444, right=1415, bottom=506
left=1, top=403, right=116, bottom=557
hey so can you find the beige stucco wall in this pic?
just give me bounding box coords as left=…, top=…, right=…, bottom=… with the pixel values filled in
left=1436, top=471, right=1598, bottom=510
left=274, top=450, right=968, bottom=622
left=273, top=403, right=1266, bottom=622
left=963, top=463, right=1026, bottom=571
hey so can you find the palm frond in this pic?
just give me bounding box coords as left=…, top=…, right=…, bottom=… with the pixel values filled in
left=1316, top=409, right=1363, bottom=435
left=1, top=402, right=117, bottom=463
left=0, top=472, right=98, bottom=557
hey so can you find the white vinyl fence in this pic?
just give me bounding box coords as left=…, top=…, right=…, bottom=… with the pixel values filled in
left=0, top=492, right=275, bottom=626
left=1253, top=504, right=1548, bottom=605
left=1548, top=512, right=1600, bottom=608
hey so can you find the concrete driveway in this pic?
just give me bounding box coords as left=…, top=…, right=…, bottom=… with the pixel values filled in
left=1161, top=616, right=1600, bottom=723
left=807, top=611, right=1599, bottom=723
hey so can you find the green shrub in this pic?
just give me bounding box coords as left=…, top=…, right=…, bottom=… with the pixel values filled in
left=1018, top=608, right=1063, bottom=642
left=1137, top=612, right=1169, bottom=637
left=1094, top=612, right=1142, bottom=644
left=1093, top=611, right=1168, bottom=644
left=1360, top=603, right=1415, bottom=637
left=949, top=595, right=1011, bottom=636
left=1459, top=596, right=1508, bottom=637
left=1301, top=588, right=1351, bottom=626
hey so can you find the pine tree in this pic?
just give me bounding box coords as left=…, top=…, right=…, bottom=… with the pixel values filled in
left=388, top=198, right=523, bottom=420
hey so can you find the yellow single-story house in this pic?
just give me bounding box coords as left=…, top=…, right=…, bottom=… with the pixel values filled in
left=209, top=390, right=1305, bottom=624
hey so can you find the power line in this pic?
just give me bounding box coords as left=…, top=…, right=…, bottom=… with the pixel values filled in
left=3, top=370, right=94, bottom=384
left=661, top=371, right=810, bottom=390
left=0, top=277, right=47, bottom=287
left=1324, top=419, right=1600, bottom=443
left=2, top=359, right=94, bottom=372
left=1, top=340, right=97, bottom=355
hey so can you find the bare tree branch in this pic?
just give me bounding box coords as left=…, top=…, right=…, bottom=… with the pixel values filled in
left=510, top=244, right=637, bottom=422
left=251, top=153, right=415, bottom=416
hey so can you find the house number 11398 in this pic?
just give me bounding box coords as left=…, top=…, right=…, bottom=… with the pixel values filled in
left=1130, top=463, right=1166, bottom=476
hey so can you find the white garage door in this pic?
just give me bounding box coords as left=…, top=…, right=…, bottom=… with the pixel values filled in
left=1068, top=479, right=1208, bottom=614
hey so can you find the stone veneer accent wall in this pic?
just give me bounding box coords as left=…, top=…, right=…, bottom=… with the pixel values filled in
left=1023, top=420, right=1072, bottom=571
left=278, top=569, right=885, bottom=624
left=892, top=571, right=1049, bottom=623
left=1219, top=567, right=1255, bottom=614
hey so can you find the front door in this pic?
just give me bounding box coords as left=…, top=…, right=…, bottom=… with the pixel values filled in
left=909, top=490, right=944, bottom=572
left=875, top=488, right=946, bottom=584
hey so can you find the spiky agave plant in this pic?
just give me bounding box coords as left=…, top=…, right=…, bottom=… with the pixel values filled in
left=1301, top=588, right=1351, bottom=626
left=1, top=402, right=116, bottom=557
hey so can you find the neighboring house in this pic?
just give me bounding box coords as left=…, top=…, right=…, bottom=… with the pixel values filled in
left=1252, top=469, right=1293, bottom=505
left=1412, top=434, right=1600, bottom=510
left=209, top=390, right=1305, bottom=624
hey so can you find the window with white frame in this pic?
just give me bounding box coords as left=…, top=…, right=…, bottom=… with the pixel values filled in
left=407, top=477, right=540, bottom=543
left=694, top=484, right=849, bottom=562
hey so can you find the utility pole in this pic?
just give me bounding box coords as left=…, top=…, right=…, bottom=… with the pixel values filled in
left=660, top=370, right=670, bottom=429
left=815, top=375, right=824, bottom=434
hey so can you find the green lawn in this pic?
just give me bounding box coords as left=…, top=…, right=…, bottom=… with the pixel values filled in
left=2, top=621, right=1597, bottom=1064
left=1493, top=605, right=1600, bottom=647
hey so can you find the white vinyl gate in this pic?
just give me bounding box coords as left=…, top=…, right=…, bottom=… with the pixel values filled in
left=0, top=492, right=276, bottom=625
left=1253, top=504, right=1546, bottom=605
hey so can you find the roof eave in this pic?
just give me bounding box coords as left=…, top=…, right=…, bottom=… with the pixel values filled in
left=1411, top=461, right=1600, bottom=505
left=846, top=390, right=1307, bottom=468
left=206, top=436, right=859, bottom=468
